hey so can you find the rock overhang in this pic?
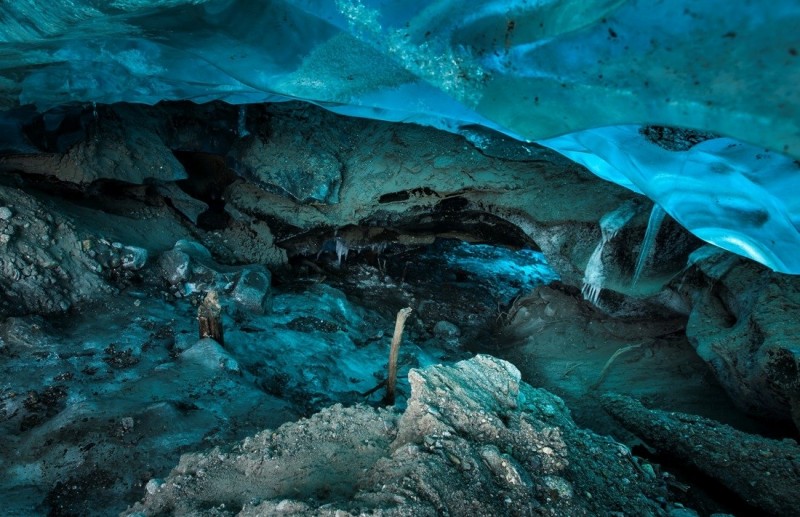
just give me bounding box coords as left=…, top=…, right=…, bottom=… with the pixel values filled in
left=0, top=0, right=798, bottom=273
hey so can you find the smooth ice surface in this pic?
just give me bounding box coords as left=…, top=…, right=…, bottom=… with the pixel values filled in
left=541, top=127, right=800, bottom=273
left=1, top=1, right=799, bottom=271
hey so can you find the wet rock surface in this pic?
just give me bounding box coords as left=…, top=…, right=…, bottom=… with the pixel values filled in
left=124, top=356, right=672, bottom=516
left=0, top=294, right=300, bottom=516
left=485, top=282, right=771, bottom=440
left=228, top=115, right=343, bottom=204
left=684, top=249, right=800, bottom=427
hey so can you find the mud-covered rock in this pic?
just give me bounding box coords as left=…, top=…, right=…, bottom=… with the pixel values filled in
left=433, top=320, right=460, bottom=339
left=0, top=104, right=187, bottom=185
left=154, top=182, right=209, bottom=226
left=124, top=356, right=675, bottom=516
left=157, top=248, right=191, bottom=286
left=180, top=338, right=240, bottom=373
left=602, top=393, right=800, bottom=516
left=200, top=218, right=287, bottom=267
left=120, top=245, right=148, bottom=270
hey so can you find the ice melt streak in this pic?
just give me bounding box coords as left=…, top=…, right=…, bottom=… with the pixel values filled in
left=632, top=204, right=666, bottom=286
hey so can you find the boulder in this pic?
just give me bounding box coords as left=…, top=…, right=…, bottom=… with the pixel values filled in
left=228, top=126, right=342, bottom=205
left=433, top=320, right=460, bottom=339
left=231, top=267, right=272, bottom=314
left=684, top=249, right=800, bottom=427
left=157, top=248, right=190, bottom=286
left=120, top=245, right=148, bottom=270
left=602, top=393, right=800, bottom=516
left=179, top=338, right=240, bottom=374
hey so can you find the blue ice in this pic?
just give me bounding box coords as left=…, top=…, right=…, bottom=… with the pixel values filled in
left=440, top=241, right=559, bottom=300
left=1, top=0, right=799, bottom=272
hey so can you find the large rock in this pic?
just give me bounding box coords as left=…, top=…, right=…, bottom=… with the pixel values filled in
left=124, top=356, right=674, bottom=516
left=157, top=248, right=191, bottom=286
left=180, top=338, right=240, bottom=373
left=0, top=104, right=187, bottom=185
left=684, top=248, right=800, bottom=428
left=231, top=267, right=272, bottom=314
left=228, top=105, right=343, bottom=205
left=602, top=393, right=800, bottom=516
left=0, top=186, right=110, bottom=315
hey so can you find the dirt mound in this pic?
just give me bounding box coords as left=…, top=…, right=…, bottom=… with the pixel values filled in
left=124, top=355, right=675, bottom=516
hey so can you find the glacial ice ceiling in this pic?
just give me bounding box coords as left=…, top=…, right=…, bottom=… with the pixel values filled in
left=1, top=0, right=799, bottom=272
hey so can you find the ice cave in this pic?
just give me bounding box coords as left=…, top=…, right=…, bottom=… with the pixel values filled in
left=0, top=1, right=799, bottom=515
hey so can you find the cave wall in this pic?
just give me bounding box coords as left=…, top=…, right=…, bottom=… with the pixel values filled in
left=1, top=101, right=699, bottom=301
left=1, top=100, right=798, bottom=428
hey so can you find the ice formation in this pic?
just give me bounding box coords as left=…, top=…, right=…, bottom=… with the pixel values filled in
left=582, top=200, right=640, bottom=305
left=0, top=0, right=798, bottom=273
left=236, top=106, right=249, bottom=138
left=632, top=204, right=666, bottom=286
left=439, top=240, right=559, bottom=300
left=334, top=237, right=349, bottom=266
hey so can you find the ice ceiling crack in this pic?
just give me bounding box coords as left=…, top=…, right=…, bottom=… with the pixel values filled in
left=0, top=0, right=799, bottom=272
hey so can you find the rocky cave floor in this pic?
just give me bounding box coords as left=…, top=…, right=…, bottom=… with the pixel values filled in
left=0, top=102, right=798, bottom=516
left=1, top=179, right=798, bottom=516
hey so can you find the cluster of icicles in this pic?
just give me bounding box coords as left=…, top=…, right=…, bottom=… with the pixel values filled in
left=581, top=201, right=667, bottom=306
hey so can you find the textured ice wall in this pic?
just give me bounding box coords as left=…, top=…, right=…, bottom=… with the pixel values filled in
left=0, top=0, right=799, bottom=271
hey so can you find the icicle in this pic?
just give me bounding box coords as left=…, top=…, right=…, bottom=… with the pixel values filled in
left=581, top=200, right=640, bottom=306
left=370, top=242, right=387, bottom=255
left=335, top=237, right=349, bottom=266
left=582, top=243, right=606, bottom=306
left=237, top=106, right=250, bottom=138
left=632, top=204, right=666, bottom=286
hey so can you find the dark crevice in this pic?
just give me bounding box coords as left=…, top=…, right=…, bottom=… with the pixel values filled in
left=631, top=445, right=762, bottom=517
left=172, top=151, right=238, bottom=204
left=21, top=103, right=95, bottom=153
left=392, top=210, right=540, bottom=250
left=278, top=212, right=540, bottom=261
left=378, top=191, right=410, bottom=203
left=434, top=196, right=470, bottom=212
left=172, top=151, right=238, bottom=231
left=378, top=187, right=440, bottom=204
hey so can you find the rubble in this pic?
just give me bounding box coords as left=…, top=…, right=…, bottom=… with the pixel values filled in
left=124, top=356, right=675, bottom=516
